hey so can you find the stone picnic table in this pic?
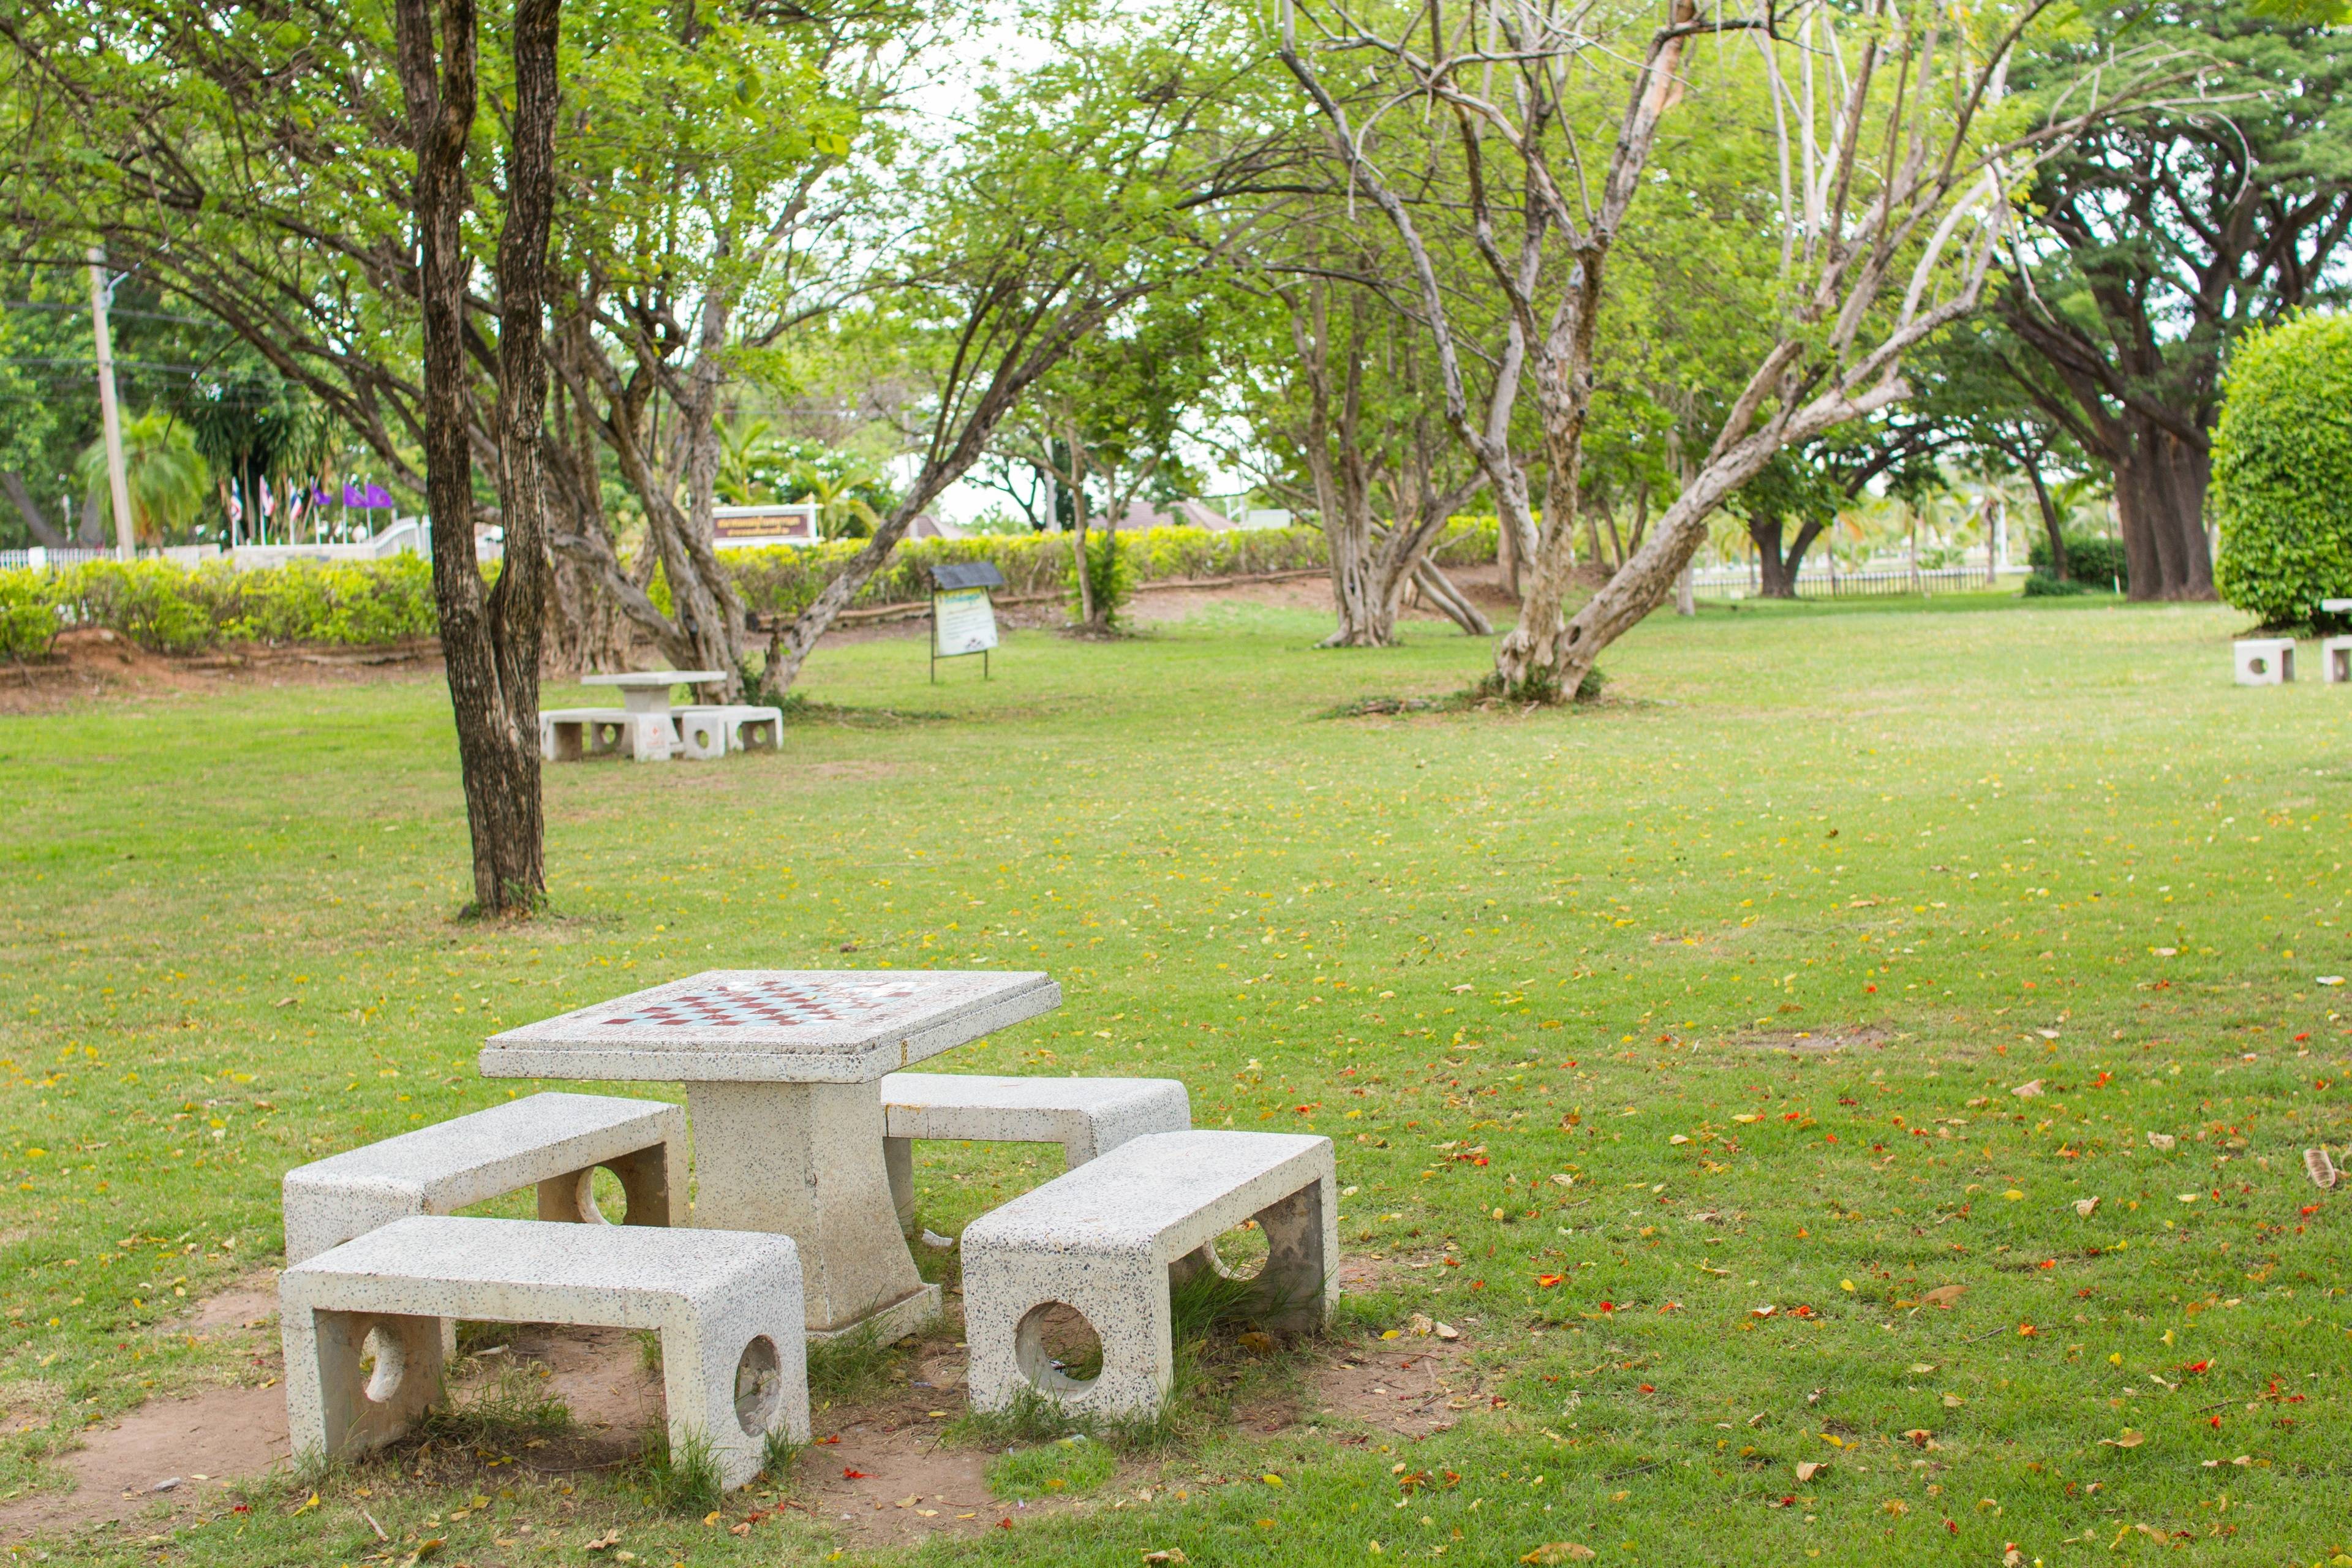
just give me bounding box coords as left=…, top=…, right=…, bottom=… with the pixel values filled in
left=580, top=669, right=728, bottom=717
left=479, top=969, right=1060, bottom=1340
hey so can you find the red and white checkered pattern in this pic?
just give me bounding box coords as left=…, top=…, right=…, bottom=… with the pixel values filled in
left=599, top=977, right=924, bottom=1030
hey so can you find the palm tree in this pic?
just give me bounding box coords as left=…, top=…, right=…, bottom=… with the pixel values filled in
left=76, top=410, right=209, bottom=545
left=791, top=462, right=886, bottom=540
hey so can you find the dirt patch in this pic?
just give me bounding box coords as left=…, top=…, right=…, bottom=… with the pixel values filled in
left=1727, top=1025, right=1891, bottom=1055
left=2, top=1252, right=1485, bottom=1551
left=790, top=1336, right=1105, bottom=1554
left=0, top=1382, right=292, bottom=1541
left=180, top=1270, right=279, bottom=1332
left=1310, top=1331, right=1485, bottom=1441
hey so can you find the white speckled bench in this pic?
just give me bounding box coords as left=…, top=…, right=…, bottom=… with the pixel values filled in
left=961, top=1129, right=1335, bottom=1419
left=877, top=1073, right=1192, bottom=1231
left=674, top=705, right=785, bottom=760
left=282, top=1092, right=684, bottom=1265
left=281, top=1217, right=807, bottom=1488
left=540, top=708, right=671, bottom=763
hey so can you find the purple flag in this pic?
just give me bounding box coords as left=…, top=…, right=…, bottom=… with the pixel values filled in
left=342, top=481, right=394, bottom=509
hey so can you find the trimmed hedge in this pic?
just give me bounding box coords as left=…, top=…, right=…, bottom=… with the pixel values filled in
left=2214, top=312, right=2352, bottom=626
left=726, top=521, right=1499, bottom=619
left=0, top=556, right=441, bottom=658
left=2, top=519, right=1504, bottom=657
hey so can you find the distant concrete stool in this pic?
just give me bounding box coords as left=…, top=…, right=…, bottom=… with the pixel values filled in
left=281, top=1216, right=807, bottom=1489
left=674, top=708, right=729, bottom=761
left=961, top=1130, right=1336, bottom=1421
left=541, top=709, right=671, bottom=762
left=2321, top=636, right=2352, bottom=684
left=282, top=1091, right=684, bottom=1265
left=674, top=705, right=785, bottom=757
left=2234, top=638, right=2296, bottom=685
left=878, top=1073, right=1191, bottom=1231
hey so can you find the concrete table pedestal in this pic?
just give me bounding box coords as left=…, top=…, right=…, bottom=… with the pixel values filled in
left=482, top=970, right=1060, bottom=1339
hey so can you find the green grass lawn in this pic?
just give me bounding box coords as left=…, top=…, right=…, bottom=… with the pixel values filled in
left=3, top=592, right=2349, bottom=1565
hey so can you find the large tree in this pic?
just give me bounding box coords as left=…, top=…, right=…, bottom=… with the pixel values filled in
left=1993, top=1, right=2352, bottom=601
left=1282, top=0, right=2184, bottom=699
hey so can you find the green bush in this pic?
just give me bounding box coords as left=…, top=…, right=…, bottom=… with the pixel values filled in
left=2021, top=570, right=2086, bottom=598
left=0, top=570, right=61, bottom=660
left=42, top=556, right=439, bottom=654
left=2024, top=532, right=2128, bottom=590
left=2214, top=312, right=2352, bottom=626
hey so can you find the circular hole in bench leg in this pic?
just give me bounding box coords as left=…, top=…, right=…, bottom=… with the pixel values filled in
left=734, top=1335, right=782, bottom=1434
left=361, top=1324, right=408, bottom=1406
left=573, top=1165, right=627, bottom=1225
left=1013, top=1302, right=1104, bottom=1395
left=1202, top=1221, right=1269, bottom=1283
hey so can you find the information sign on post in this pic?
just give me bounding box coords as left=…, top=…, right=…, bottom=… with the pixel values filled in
left=929, top=561, right=1005, bottom=682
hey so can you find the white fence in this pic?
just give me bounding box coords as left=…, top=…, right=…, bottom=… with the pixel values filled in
left=1688, top=563, right=2031, bottom=599
left=0, top=519, right=488, bottom=573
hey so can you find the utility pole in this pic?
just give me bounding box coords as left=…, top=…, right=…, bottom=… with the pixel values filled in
left=86, top=247, right=135, bottom=560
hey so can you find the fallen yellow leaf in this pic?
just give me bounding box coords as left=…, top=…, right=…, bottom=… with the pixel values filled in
left=1520, top=1545, right=1597, bottom=1564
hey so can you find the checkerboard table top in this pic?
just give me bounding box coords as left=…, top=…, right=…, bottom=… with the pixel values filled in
left=480, top=969, right=1060, bottom=1084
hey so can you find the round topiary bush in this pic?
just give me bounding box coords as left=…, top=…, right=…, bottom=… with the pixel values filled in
left=2213, top=312, right=2352, bottom=627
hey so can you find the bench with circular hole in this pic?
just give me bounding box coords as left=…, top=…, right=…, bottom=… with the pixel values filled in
left=960, top=1129, right=1335, bottom=1420
left=280, top=1216, right=805, bottom=1489
left=877, top=1072, right=1193, bottom=1232
left=281, top=1091, right=684, bottom=1266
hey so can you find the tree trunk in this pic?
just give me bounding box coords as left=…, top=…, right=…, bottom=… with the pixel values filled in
left=2022, top=458, right=2065, bottom=582
left=1412, top=558, right=1493, bottom=635
left=1747, top=514, right=1793, bottom=597
left=2113, top=421, right=2209, bottom=600
left=1746, top=514, right=1825, bottom=598
left=393, top=0, right=556, bottom=916
left=2, top=473, right=66, bottom=546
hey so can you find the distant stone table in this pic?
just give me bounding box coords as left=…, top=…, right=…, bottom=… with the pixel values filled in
left=480, top=970, right=1060, bottom=1339
left=579, top=670, right=728, bottom=721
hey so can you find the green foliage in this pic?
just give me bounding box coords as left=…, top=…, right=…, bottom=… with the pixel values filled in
left=636, top=1428, right=723, bottom=1517
left=43, top=557, right=438, bottom=654
left=2026, top=533, right=2128, bottom=589
left=727, top=523, right=1492, bottom=620
left=0, top=571, right=62, bottom=660
left=1072, top=526, right=1135, bottom=627
left=802, top=1322, right=897, bottom=1408
left=985, top=1434, right=1117, bottom=1501
left=2020, top=570, right=2086, bottom=597
left=2214, top=313, right=2352, bottom=626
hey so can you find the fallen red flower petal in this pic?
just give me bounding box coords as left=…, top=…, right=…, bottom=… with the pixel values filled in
left=1537, top=1274, right=1564, bottom=1287
left=843, top=1469, right=870, bottom=1480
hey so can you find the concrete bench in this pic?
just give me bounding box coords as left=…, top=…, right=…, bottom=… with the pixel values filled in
left=961, top=1129, right=1335, bottom=1420
left=2234, top=638, right=2296, bottom=685
left=282, top=1091, right=684, bottom=1265
left=674, top=705, right=785, bottom=760
left=541, top=708, right=671, bottom=763
left=281, top=1216, right=806, bottom=1488
left=876, top=1072, right=1191, bottom=1231
left=2321, top=636, right=2352, bottom=684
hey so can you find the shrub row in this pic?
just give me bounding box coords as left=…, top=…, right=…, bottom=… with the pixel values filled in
left=726, top=521, right=1499, bottom=618
left=1, top=556, right=440, bottom=660
left=1, top=520, right=1504, bottom=658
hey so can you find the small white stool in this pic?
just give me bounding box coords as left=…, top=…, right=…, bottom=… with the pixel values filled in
left=2234, top=638, right=2296, bottom=685
left=2320, top=636, right=2352, bottom=684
